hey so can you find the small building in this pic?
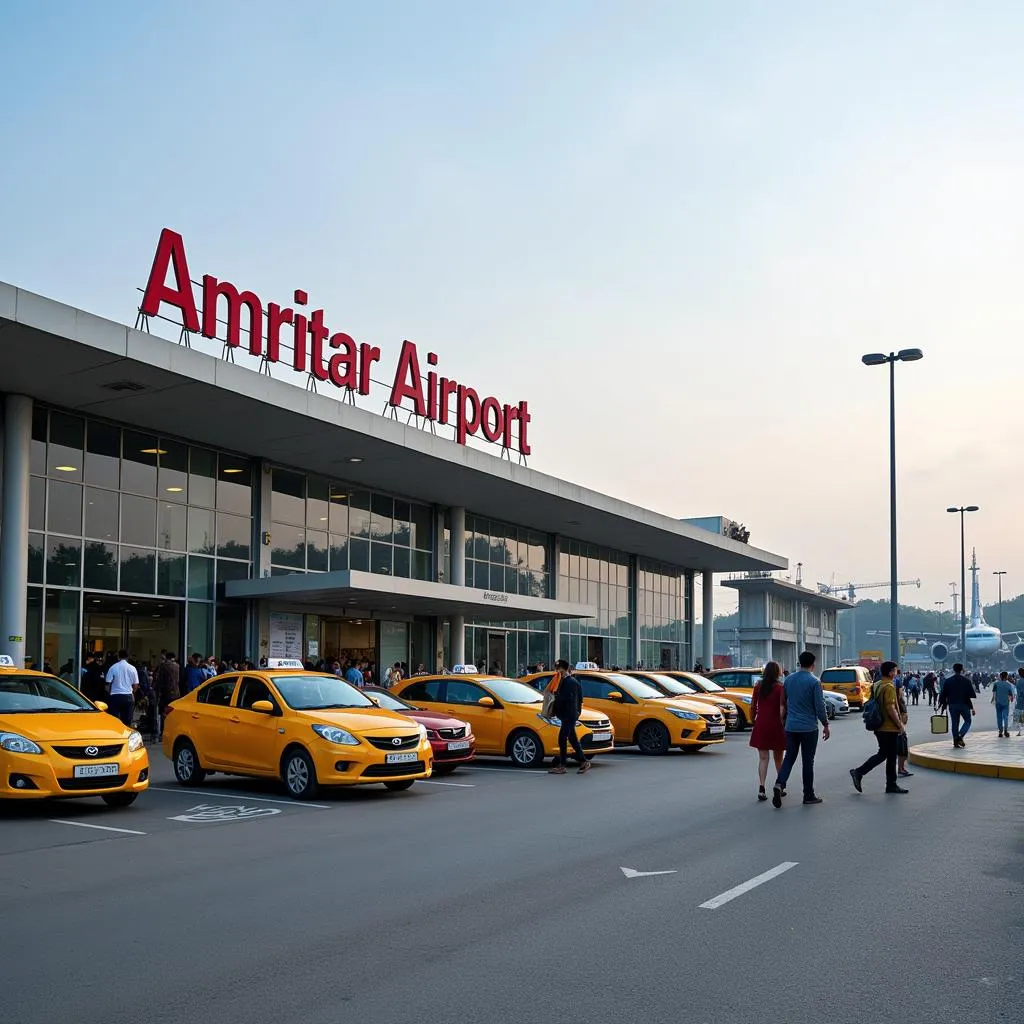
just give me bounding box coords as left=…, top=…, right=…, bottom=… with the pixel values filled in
left=720, top=574, right=851, bottom=671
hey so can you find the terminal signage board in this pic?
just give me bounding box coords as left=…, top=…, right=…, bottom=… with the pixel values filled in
left=140, top=229, right=532, bottom=455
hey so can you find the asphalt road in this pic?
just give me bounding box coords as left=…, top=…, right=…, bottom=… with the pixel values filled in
left=1, top=707, right=1020, bottom=1024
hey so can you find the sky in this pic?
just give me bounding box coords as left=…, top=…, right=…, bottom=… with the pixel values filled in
left=2, top=1, right=1023, bottom=619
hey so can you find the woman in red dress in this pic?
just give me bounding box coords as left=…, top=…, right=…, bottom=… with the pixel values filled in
left=749, top=661, right=786, bottom=801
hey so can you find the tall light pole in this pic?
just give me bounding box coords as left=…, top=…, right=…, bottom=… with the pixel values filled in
left=946, top=505, right=979, bottom=666
left=993, top=570, right=1007, bottom=638
left=862, top=349, right=924, bottom=663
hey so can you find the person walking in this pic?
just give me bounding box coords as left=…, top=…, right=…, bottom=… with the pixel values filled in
left=991, top=670, right=1015, bottom=738
left=548, top=659, right=591, bottom=775
left=772, top=650, right=830, bottom=808
left=938, top=662, right=977, bottom=748
left=923, top=671, right=938, bottom=708
left=153, top=652, right=180, bottom=740
left=850, top=660, right=908, bottom=795
left=104, top=649, right=139, bottom=727
left=749, top=660, right=787, bottom=802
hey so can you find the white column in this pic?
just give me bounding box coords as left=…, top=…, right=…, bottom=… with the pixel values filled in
left=701, top=570, right=714, bottom=670
left=796, top=602, right=805, bottom=657
left=630, top=555, right=640, bottom=667
left=449, top=507, right=466, bottom=666
left=685, top=573, right=696, bottom=668
left=0, top=395, right=32, bottom=668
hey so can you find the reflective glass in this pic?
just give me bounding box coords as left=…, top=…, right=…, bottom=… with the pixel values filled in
left=216, top=560, right=249, bottom=585
left=306, top=530, right=328, bottom=572
left=85, top=421, right=120, bottom=488
left=83, top=541, right=118, bottom=590
left=349, top=491, right=371, bottom=538
left=370, top=542, right=393, bottom=575
left=393, top=546, right=410, bottom=579
left=158, top=501, right=187, bottom=551
left=217, top=456, right=251, bottom=516
left=121, top=494, right=156, bottom=547
left=31, top=407, right=47, bottom=476
left=409, top=504, right=432, bottom=551
left=187, top=555, right=215, bottom=600
left=47, top=480, right=82, bottom=535
left=187, top=602, right=212, bottom=656
left=26, top=587, right=43, bottom=669
left=393, top=501, right=411, bottom=547
left=217, top=512, right=251, bottom=560
left=28, top=533, right=44, bottom=584
left=271, top=523, right=305, bottom=567
left=189, top=447, right=217, bottom=508
left=120, top=547, right=156, bottom=593
left=349, top=537, right=369, bottom=571
left=371, top=494, right=394, bottom=543
left=29, top=476, right=45, bottom=532
left=188, top=506, right=216, bottom=554
left=122, top=431, right=159, bottom=496
left=44, top=590, right=79, bottom=680
left=48, top=411, right=84, bottom=482
left=328, top=486, right=349, bottom=535
left=329, top=535, right=348, bottom=571
left=412, top=550, right=432, bottom=581
left=271, top=469, right=305, bottom=526
left=157, top=554, right=187, bottom=597
left=159, top=441, right=189, bottom=501
left=307, top=477, right=330, bottom=530
left=84, top=487, right=118, bottom=542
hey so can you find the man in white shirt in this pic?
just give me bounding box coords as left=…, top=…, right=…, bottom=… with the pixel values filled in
left=105, top=649, right=139, bottom=726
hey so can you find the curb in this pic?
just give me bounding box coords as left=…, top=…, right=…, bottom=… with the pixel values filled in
left=908, top=747, right=1024, bottom=781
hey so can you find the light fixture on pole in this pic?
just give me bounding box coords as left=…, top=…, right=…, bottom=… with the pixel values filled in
left=862, top=349, right=924, bottom=662
left=946, top=505, right=980, bottom=665
left=993, top=570, right=1007, bottom=639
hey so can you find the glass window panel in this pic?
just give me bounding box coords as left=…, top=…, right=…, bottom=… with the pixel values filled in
left=370, top=494, right=394, bottom=542
left=329, top=535, right=348, bottom=571
left=216, top=602, right=247, bottom=663
left=271, top=523, right=305, bottom=567
left=393, top=546, right=410, bottom=579
left=409, top=504, right=432, bottom=551
left=122, top=431, right=159, bottom=496
left=328, top=486, right=349, bottom=534
left=188, top=555, right=215, bottom=600
left=84, top=487, right=118, bottom=542
left=216, top=559, right=249, bottom=586
left=218, top=456, right=252, bottom=515
left=48, top=411, right=84, bottom=481
left=157, top=553, right=187, bottom=597
left=158, top=440, right=189, bottom=501
left=29, top=476, right=45, bottom=532
left=120, top=546, right=155, bottom=593
left=393, top=501, right=411, bottom=547
left=306, top=476, right=330, bottom=530
left=44, top=589, right=79, bottom=680
left=271, top=468, right=305, bottom=525
left=84, top=420, right=120, bottom=488
left=217, top=512, right=251, bottom=561
left=158, top=501, right=187, bottom=551
left=31, top=407, right=47, bottom=476
left=370, top=542, right=393, bottom=575
left=187, top=602, right=212, bottom=657
left=465, top=560, right=475, bottom=587
left=47, top=480, right=82, bottom=535
left=189, top=447, right=217, bottom=508
left=349, top=537, right=369, bottom=572
left=25, top=587, right=43, bottom=669
left=28, top=533, right=44, bottom=584
left=83, top=541, right=118, bottom=590
left=412, top=550, right=432, bottom=581
left=121, top=494, right=156, bottom=547
left=349, top=491, right=371, bottom=538
left=504, top=567, right=517, bottom=593
left=188, top=506, right=216, bottom=554
left=307, top=530, right=328, bottom=572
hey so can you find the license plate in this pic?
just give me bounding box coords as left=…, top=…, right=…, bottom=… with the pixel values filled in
left=73, top=763, right=119, bottom=778
left=708, top=725, right=725, bottom=734
left=447, top=740, right=471, bottom=751
left=591, top=731, right=612, bottom=742
left=385, top=752, right=418, bottom=765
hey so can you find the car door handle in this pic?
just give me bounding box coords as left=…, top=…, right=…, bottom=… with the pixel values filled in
left=230, top=716, right=240, bottom=723
left=191, top=713, right=201, bottom=720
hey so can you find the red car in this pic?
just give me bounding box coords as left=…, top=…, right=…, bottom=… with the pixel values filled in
left=364, top=686, right=475, bottom=775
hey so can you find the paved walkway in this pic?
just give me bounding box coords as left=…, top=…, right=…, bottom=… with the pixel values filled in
left=909, top=728, right=1024, bottom=780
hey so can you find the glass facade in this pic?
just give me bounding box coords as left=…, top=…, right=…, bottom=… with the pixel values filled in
left=269, top=468, right=433, bottom=581
left=24, top=407, right=253, bottom=674
left=557, top=540, right=632, bottom=668
left=637, top=558, right=691, bottom=670
left=465, top=514, right=549, bottom=597
left=463, top=623, right=552, bottom=677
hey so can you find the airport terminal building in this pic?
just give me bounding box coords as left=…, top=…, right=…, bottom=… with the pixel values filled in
left=0, top=232, right=787, bottom=677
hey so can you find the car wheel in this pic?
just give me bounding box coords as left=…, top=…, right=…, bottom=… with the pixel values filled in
left=101, top=792, right=138, bottom=808
left=384, top=779, right=415, bottom=792
left=729, top=716, right=745, bottom=732
left=827, top=704, right=836, bottom=721
left=508, top=729, right=545, bottom=768
left=173, top=739, right=206, bottom=786
left=282, top=747, right=319, bottom=800
left=635, top=720, right=671, bottom=755
left=432, top=764, right=457, bottom=776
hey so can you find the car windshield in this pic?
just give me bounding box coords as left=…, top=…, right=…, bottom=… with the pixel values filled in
left=271, top=674, right=374, bottom=710
left=0, top=674, right=97, bottom=713
left=693, top=676, right=725, bottom=692
left=821, top=669, right=857, bottom=683
left=483, top=678, right=544, bottom=704
left=367, top=688, right=414, bottom=712
left=641, top=673, right=696, bottom=695
left=605, top=673, right=663, bottom=700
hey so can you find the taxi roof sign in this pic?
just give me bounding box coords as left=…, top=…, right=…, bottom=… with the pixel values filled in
left=575, top=661, right=600, bottom=671
left=0, top=655, right=14, bottom=667
left=267, top=658, right=304, bottom=669
left=451, top=664, right=478, bottom=674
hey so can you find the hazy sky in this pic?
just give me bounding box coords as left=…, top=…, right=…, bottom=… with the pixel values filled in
left=2, top=2, right=1022, bottom=618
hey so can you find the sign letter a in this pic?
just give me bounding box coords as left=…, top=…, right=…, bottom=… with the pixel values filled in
left=140, top=228, right=200, bottom=332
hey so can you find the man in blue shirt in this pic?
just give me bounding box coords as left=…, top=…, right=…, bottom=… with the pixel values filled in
left=991, top=670, right=1016, bottom=738
left=344, top=660, right=365, bottom=688
left=773, top=650, right=830, bottom=808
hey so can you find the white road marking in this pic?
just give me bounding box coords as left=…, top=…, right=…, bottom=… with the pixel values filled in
left=457, top=766, right=547, bottom=775
left=621, top=866, right=678, bottom=878
left=149, top=786, right=329, bottom=809
left=420, top=779, right=475, bottom=788
left=699, top=861, right=799, bottom=909
left=169, top=804, right=282, bottom=822
left=50, top=819, right=146, bottom=836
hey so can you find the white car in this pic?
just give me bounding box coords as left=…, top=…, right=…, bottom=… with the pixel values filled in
left=822, top=690, right=850, bottom=719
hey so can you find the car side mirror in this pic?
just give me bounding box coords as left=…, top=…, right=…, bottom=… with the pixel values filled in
left=477, top=696, right=496, bottom=708
left=250, top=700, right=275, bottom=715
left=607, top=691, right=623, bottom=701
left=94, top=700, right=109, bottom=712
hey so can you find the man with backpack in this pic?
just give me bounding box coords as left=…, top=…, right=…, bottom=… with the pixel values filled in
left=850, top=660, right=908, bottom=795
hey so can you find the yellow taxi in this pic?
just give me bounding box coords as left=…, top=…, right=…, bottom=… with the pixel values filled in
left=521, top=664, right=726, bottom=754
left=162, top=660, right=433, bottom=800
left=0, top=654, right=149, bottom=807
left=660, top=671, right=755, bottom=730
left=819, top=666, right=873, bottom=708
left=391, top=669, right=614, bottom=768
left=622, top=671, right=740, bottom=731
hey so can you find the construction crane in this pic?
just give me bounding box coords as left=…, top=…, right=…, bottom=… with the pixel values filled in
left=816, top=579, right=922, bottom=602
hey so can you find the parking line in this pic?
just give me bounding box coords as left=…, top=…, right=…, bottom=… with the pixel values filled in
left=420, top=779, right=475, bottom=788
left=458, top=766, right=547, bottom=775
left=699, top=861, right=799, bottom=909
left=148, top=786, right=330, bottom=809
left=50, top=819, right=147, bottom=836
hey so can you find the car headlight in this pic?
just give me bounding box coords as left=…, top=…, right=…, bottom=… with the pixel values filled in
left=537, top=713, right=562, bottom=726
left=127, top=730, right=145, bottom=752
left=668, top=709, right=702, bottom=721
left=0, top=732, right=43, bottom=754
left=417, top=724, right=428, bottom=740
left=312, top=724, right=360, bottom=746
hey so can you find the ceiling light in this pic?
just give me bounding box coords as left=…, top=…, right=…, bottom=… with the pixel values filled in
left=166, top=486, right=184, bottom=493
left=346, top=457, right=363, bottom=464
left=131, top=601, right=138, bottom=605
left=319, top=516, right=328, bottom=521
left=140, top=448, right=167, bottom=455
left=54, top=465, right=77, bottom=472
left=222, top=467, right=244, bottom=474
left=91, top=599, right=101, bottom=603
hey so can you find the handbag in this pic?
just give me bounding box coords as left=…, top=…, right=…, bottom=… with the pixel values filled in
left=930, top=712, right=949, bottom=735
left=897, top=732, right=909, bottom=757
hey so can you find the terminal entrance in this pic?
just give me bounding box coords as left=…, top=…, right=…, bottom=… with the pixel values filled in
left=82, top=594, right=182, bottom=667
left=310, top=616, right=434, bottom=677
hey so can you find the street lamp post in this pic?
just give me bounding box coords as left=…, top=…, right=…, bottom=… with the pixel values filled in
left=946, top=505, right=980, bottom=666
left=862, top=349, right=924, bottom=663
left=993, top=570, right=1007, bottom=639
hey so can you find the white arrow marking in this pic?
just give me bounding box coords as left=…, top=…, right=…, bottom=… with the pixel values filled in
left=620, top=866, right=678, bottom=878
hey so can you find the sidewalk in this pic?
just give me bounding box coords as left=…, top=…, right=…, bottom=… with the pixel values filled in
left=908, top=729, right=1024, bottom=780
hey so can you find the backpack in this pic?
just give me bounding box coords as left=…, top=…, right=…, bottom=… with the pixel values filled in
left=862, top=680, right=885, bottom=731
